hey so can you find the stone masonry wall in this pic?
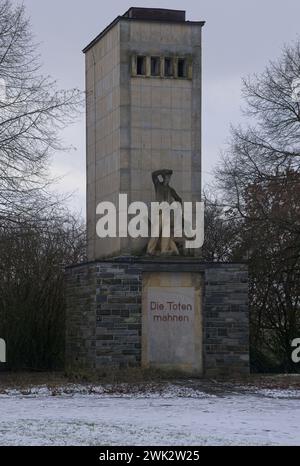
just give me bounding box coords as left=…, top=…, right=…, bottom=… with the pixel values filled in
left=203, top=264, right=249, bottom=376
left=65, top=259, right=249, bottom=375
left=65, top=261, right=142, bottom=370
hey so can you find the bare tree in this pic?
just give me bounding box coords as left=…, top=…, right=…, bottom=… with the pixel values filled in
left=0, top=212, right=86, bottom=370
left=0, top=1, right=87, bottom=371
left=200, top=195, right=242, bottom=262
left=0, top=0, right=82, bottom=226
left=217, top=40, right=300, bottom=222
left=215, top=39, right=300, bottom=371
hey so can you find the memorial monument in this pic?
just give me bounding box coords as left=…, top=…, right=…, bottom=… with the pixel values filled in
left=65, top=8, right=249, bottom=376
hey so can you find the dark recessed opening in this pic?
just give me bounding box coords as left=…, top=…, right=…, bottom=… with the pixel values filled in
left=178, top=58, right=187, bottom=78
left=151, top=57, right=160, bottom=76
left=137, top=56, right=146, bottom=75
left=164, top=57, right=173, bottom=77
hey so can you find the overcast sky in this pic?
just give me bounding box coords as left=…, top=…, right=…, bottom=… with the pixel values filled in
left=21, top=0, right=300, bottom=216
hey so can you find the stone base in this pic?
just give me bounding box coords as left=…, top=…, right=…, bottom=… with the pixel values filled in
left=65, top=257, right=249, bottom=376
left=142, top=271, right=203, bottom=375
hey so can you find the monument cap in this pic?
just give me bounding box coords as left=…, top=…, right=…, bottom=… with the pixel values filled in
left=123, top=7, right=186, bottom=22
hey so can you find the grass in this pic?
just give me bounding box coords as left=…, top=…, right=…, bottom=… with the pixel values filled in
left=0, top=368, right=300, bottom=393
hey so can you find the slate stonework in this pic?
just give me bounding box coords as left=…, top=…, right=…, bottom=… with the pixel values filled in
left=65, top=258, right=249, bottom=375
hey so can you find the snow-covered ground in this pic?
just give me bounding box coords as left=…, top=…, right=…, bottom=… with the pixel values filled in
left=0, top=384, right=299, bottom=446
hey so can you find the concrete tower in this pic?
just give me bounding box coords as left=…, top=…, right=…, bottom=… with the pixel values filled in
left=83, top=8, right=205, bottom=260
left=65, top=11, right=249, bottom=376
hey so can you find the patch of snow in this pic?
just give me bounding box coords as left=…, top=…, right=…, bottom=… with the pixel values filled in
left=0, top=386, right=299, bottom=445
left=1, top=383, right=215, bottom=399
left=253, top=389, right=300, bottom=399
